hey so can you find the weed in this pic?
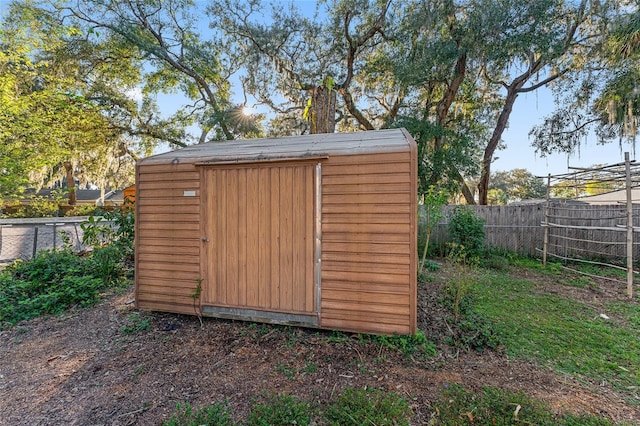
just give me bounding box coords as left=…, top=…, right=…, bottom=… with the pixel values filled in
left=302, top=362, right=318, bottom=374
left=433, top=384, right=614, bottom=425
left=327, top=330, right=350, bottom=343
left=275, top=363, right=297, bottom=380
left=441, top=266, right=501, bottom=351
left=191, top=278, right=203, bottom=327
left=0, top=209, right=134, bottom=327
left=134, top=365, right=144, bottom=376
left=246, top=394, right=313, bottom=426
left=323, top=387, right=412, bottom=426
left=422, top=259, right=442, bottom=272
left=482, top=253, right=511, bottom=271
left=120, top=313, right=150, bottom=335
left=162, top=401, right=233, bottom=426
left=365, top=330, right=437, bottom=359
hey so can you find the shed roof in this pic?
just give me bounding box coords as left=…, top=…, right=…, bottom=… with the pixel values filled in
left=139, top=128, right=414, bottom=166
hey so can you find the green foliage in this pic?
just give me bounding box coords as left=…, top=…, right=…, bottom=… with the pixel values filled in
left=0, top=207, right=133, bottom=327
left=447, top=206, right=485, bottom=258
left=246, top=394, right=313, bottom=426
left=162, top=402, right=233, bottom=426
left=65, top=204, right=102, bottom=217
left=81, top=208, right=134, bottom=262
left=323, top=387, right=412, bottom=426
left=433, top=384, right=613, bottom=425
left=120, top=313, right=150, bottom=335
left=419, top=186, right=449, bottom=272
left=164, top=387, right=415, bottom=426
left=489, top=169, right=547, bottom=205
left=0, top=247, right=128, bottom=327
left=361, top=330, right=437, bottom=359
left=2, top=191, right=67, bottom=218
left=441, top=265, right=501, bottom=351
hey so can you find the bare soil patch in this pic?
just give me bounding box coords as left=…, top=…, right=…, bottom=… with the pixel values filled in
left=1, top=265, right=638, bottom=425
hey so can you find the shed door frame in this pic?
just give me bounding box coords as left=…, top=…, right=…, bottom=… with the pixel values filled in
left=198, top=160, right=322, bottom=326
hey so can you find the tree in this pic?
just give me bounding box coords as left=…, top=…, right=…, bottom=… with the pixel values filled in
left=210, top=0, right=610, bottom=205
left=1, top=3, right=141, bottom=201
left=208, top=0, right=395, bottom=135
left=529, top=4, right=640, bottom=161
left=489, top=169, right=547, bottom=204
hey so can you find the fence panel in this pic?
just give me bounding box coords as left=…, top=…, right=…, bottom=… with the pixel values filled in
left=427, top=204, right=546, bottom=256
left=0, top=217, right=93, bottom=264
left=426, top=203, right=640, bottom=259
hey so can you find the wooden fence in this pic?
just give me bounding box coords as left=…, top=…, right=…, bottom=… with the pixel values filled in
left=426, top=203, right=640, bottom=261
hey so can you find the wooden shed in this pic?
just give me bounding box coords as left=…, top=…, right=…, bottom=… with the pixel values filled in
left=134, top=128, right=417, bottom=335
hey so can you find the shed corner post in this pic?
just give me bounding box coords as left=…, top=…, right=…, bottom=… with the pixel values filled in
left=133, top=161, right=141, bottom=309
left=314, top=162, right=323, bottom=318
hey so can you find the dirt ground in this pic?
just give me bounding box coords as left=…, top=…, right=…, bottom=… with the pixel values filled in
left=0, top=265, right=638, bottom=425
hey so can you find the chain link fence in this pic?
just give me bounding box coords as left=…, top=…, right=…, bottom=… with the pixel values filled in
left=0, top=217, right=94, bottom=265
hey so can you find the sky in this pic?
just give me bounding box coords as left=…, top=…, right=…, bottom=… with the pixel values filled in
left=496, top=88, right=636, bottom=178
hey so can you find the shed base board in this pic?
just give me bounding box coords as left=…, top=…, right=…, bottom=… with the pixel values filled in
left=201, top=306, right=319, bottom=327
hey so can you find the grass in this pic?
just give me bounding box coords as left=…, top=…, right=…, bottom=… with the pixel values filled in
left=163, top=387, right=411, bottom=426
left=246, top=394, right=313, bottom=426
left=357, top=329, right=438, bottom=360
left=464, top=267, right=640, bottom=403
left=164, top=384, right=615, bottom=425
left=433, top=384, right=615, bottom=425
left=163, top=402, right=233, bottom=426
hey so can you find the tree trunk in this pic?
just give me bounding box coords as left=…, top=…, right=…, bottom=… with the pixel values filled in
left=64, top=161, right=76, bottom=206
left=477, top=86, right=520, bottom=205
left=310, top=85, right=336, bottom=134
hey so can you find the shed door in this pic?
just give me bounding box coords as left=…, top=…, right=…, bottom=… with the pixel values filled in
left=201, top=163, right=316, bottom=315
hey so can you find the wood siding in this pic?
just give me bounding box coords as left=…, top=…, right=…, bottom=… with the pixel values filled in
left=319, top=151, right=417, bottom=335
left=135, top=129, right=418, bottom=335
left=200, top=163, right=316, bottom=315
left=135, top=162, right=201, bottom=315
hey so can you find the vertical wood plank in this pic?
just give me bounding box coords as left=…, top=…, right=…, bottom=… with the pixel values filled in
left=306, top=164, right=315, bottom=312
left=226, top=169, right=239, bottom=306
left=258, top=168, right=271, bottom=308
left=238, top=168, right=248, bottom=306
left=279, top=166, right=294, bottom=311
left=292, top=166, right=304, bottom=312
left=270, top=166, right=281, bottom=310
left=246, top=168, right=259, bottom=307
left=217, top=170, right=228, bottom=304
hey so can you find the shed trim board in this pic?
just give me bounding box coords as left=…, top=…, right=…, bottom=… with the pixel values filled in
left=135, top=128, right=417, bottom=335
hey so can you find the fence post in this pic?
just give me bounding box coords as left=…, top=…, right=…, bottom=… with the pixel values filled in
left=543, top=174, right=551, bottom=266
left=625, top=152, right=634, bottom=298
left=32, top=226, right=39, bottom=259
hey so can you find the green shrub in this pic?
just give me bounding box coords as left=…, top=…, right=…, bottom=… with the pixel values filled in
left=82, top=208, right=134, bottom=252
left=246, top=394, right=313, bottom=426
left=324, top=387, right=412, bottom=426
left=447, top=206, right=485, bottom=258
left=0, top=241, right=131, bottom=327
left=162, top=402, right=233, bottom=426
left=65, top=204, right=102, bottom=217
left=0, top=249, right=111, bottom=326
